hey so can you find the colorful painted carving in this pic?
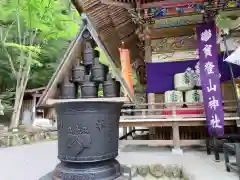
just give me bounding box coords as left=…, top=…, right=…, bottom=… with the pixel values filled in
left=151, top=36, right=198, bottom=53
left=147, top=3, right=204, bottom=18
left=153, top=14, right=202, bottom=28
left=145, top=0, right=239, bottom=19
left=152, top=51, right=199, bottom=63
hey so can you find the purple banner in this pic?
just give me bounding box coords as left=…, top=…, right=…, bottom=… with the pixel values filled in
left=197, top=21, right=224, bottom=136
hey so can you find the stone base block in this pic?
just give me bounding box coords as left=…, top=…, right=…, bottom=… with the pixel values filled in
left=171, top=148, right=183, bottom=155
left=39, top=171, right=128, bottom=180
left=39, top=163, right=193, bottom=180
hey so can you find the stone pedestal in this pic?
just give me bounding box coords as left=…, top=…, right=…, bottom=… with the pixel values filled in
left=40, top=172, right=129, bottom=180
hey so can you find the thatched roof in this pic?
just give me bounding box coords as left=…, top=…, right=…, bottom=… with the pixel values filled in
left=72, top=0, right=139, bottom=65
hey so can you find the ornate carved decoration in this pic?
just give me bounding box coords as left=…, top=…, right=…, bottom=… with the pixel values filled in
left=96, top=119, right=114, bottom=143
left=132, top=57, right=146, bottom=85
left=128, top=8, right=154, bottom=25
left=152, top=14, right=202, bottom=29
left=128, top=8, right=145, bottom=25
left=152, top=51, right=199, bottom=63
left=135, top=24, right=151, bottom=42
left=66, top=125, right=92, bottom=156
left=143, top=25, right=151, bottom=40
left=151, top=35, right=198, bottom=53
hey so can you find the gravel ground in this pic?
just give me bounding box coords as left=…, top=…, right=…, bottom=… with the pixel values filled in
left=0, top=141, right=238, bottom=180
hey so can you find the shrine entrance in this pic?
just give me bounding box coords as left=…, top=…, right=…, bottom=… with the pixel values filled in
left=99, top=0, right=240, bottom=151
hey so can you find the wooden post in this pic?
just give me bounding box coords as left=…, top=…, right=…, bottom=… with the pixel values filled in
left=31, top=94, right=37, bottom=124
left=32, top=93, right=42, bottom=124
left=148, top=93, right=155, bottom=111
left=171, top=105, right=183, bottom=154
left=172, top=122, right=180, bottom=148
left=144, top=25, right=157, bottom=139
left=123, top=127, right=127, bottom=139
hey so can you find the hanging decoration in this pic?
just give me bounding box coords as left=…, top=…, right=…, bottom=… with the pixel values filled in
left=119, top=48, right=134, bottom=96
left=197, top=21, right=224, bottom=136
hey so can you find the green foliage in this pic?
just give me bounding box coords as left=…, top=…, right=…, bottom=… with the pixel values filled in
left=0, top=0, right=80, bottom=117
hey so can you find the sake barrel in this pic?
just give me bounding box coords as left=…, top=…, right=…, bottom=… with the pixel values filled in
left=174, top=72, right=195, bottom=91
left=164, top=90, right=183, bottom=103
left=195, top=76, right=201, bottom=87
left=185, top=90, right=203, bottom=103
left=195, top=69, right=201, bottom=87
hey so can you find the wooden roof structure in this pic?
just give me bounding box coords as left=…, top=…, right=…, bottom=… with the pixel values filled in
left=37, top=13, right=138, bottom=107
left=70, top=0, right=240, bottom=61
left=72, top=0, right=139, bottom=66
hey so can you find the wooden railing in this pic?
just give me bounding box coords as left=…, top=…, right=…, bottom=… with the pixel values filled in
left=121, top=100, right=238, bottom=119
left=119, top=101, right=240, bottom=149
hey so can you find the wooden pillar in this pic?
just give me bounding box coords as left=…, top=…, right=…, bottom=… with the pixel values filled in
left=172, top=106, right=183, bottom=154
left=144, top=27, right=155, bottom=110
left=123, top=127, right=127, bottom=138
left=31, top=93, right=42, bottom=124
left=172, top=122, right=180, bottom=149
left=148, top=93, right=155, bottom=110
left=144, top=25, right=157, bottom=139
left=31, top=94, right=37, bottom=124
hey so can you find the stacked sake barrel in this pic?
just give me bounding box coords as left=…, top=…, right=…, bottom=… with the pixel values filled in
left=59, top=30, right=120, bottom=99
left=164, top=70, right=203, bottom=106
left=154, top=67, right=204, bottom=141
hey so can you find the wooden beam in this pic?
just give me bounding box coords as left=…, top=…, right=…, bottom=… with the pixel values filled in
left=150, top=25, right=196, bottom=39
left=100, top=0, right=133, bottom=8
left=71, top=0, right=84, bottom=13
left=119, top=139, right=205, bottom=146
left=46, top=97, right=129, bottom=105
left=33, top=93, right=42, bottom=98
left=120, top=32, right=138, bottom=46
left=120, top=119, right=236, bottom=127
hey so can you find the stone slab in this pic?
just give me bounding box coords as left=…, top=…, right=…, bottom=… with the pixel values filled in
left=171, top=148, right=183, bottom=155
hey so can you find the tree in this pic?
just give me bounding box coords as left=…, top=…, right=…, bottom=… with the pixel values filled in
left=0, top=0, right=79, bottom=129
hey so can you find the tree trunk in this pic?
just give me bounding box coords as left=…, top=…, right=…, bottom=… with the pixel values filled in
left=9, top=70, right=29, bottom=129
left=9, top=85, right=25, bottom=129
